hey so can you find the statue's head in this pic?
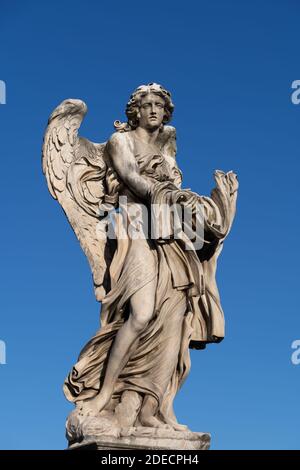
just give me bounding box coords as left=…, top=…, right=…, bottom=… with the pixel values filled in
left=114, top=83, right=174, bottom=132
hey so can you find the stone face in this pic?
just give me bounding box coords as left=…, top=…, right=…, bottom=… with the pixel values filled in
left=42, top=83, right=238, bottom=448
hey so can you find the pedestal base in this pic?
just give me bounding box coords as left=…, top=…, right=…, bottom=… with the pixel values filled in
left=67, top=410, right=210, bottom=450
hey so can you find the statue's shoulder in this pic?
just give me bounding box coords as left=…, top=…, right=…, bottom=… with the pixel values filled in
left=107, top=130, right=134, bottom=153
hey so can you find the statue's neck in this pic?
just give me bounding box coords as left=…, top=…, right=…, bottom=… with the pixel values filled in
left=131, top=131, right=161, bottom=155
left=133, top=127, right=160, bottom=146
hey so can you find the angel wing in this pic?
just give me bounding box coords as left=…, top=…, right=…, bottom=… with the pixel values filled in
left=42, top=99, right=120, bottom=301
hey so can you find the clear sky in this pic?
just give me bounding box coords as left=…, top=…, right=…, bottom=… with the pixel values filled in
left=0, top=0, right=299, bottom=450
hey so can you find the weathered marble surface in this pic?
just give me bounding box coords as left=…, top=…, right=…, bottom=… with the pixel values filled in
left=42, top=83, right=238, bottom=448
left=67, top=409, right=210, bottom=450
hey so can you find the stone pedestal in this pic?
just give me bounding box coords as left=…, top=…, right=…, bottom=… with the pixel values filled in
left=66, top=410, right=210, bottom=450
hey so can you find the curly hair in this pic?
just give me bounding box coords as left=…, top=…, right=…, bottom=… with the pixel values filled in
left=114, top=83, right=174, bottom=132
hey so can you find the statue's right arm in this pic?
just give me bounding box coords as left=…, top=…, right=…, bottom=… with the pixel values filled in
left=106, top=133, right=153, bottom=200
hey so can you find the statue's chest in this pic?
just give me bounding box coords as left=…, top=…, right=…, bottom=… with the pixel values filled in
left=135, top=151, right=175, bottom=183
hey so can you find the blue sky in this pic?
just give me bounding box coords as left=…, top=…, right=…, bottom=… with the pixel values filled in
left=0, top=0, right=299, bottom=450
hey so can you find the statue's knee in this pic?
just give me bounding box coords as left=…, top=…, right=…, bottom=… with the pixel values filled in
left=131, top=310, right=153, bottom=332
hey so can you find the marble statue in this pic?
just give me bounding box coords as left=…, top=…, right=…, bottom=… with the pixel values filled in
left=42, top=83, right=238, bottom=449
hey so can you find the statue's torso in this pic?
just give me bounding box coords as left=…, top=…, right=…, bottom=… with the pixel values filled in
left=131, top=133, right=177, bottom=184
left=118, top=132, right=182, bottom=202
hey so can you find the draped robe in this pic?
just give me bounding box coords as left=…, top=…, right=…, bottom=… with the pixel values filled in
left=64, top=133, right=237, bottom=427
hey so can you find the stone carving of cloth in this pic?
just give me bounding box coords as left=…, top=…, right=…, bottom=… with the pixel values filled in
left=63, top=133, right=236, bottom=427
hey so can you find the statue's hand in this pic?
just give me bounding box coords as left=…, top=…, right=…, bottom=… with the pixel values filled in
left=177, top=190, right=199, bottom=211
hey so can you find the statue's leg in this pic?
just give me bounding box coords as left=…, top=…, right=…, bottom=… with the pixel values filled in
left=139, top=292, right=187, bottom=429
left=79, top=250, right=157, bottom=417
left=139, top=395, right=170, bottom=429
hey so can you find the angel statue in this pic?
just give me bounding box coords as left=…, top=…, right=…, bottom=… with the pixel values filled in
left=42, top=83, right=238, bottom=449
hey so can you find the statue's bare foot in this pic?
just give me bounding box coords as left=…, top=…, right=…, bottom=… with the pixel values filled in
left=140, top=414, right=171, bottom=429
left=170, top=422, right=188, bottom=432
left=78, top=390, right=112, bottom=417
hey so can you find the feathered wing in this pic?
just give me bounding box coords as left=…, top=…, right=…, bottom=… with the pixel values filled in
left=42, top=99, right=118, bottom=301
